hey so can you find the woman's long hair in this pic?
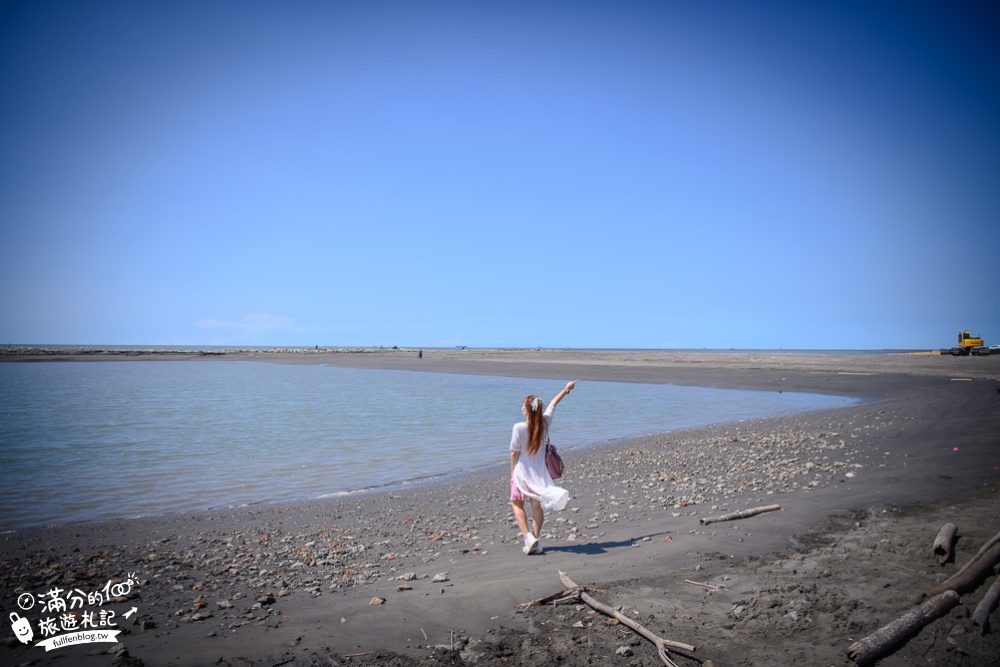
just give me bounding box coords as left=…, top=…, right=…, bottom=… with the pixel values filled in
left=524, top=395, right=546, bottom=455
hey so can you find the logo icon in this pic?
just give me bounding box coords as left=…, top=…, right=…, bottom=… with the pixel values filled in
left=10, top=612, right=34, bottom=644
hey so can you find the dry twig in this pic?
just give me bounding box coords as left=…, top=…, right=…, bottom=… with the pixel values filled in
left=699, top=504, right=781, bottom=525
left=571, top=571, right=694, bottom=666
left=521, top=571, right=699, bottom=666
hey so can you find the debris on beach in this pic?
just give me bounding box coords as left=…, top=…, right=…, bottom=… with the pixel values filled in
left=847, top=590, right=960, bottom=665
left=932, top=522, right=958, bottom=565
left=520, top=571, right=697, bottom=667
left=699, top=504, right=782, bottom=526
left=923, top=529, right=1000, bottom=599
left=972, top=579, right=1000, bottom=636
left=841, top=523, right=1000, bottom=665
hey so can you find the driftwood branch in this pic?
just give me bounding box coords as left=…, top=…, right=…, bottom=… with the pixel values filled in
left=959, top=533, right=1000, bottom=572
left=558, top=572, right=696, bottom=664
left=846, top=590, right=959, bottom=665
left=932, top=523, right=957, bottom=565
left=522, top=571, right=699, bottom=667
left=699, top=504, right=781, bottom=526
left=924, top=542, right=1000, bottom=599
left=519, top=587, right=588, bottom=609
left=952, top=530, right=1000, bottom=580
left=972, top=577, right=1000, bottom=636
left=685, top=579, right=724, bottom=591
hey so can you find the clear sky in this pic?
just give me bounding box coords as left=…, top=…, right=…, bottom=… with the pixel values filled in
left=2, top=0, right=997, bottom=350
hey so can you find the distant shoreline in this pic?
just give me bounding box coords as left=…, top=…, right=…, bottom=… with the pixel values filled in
left=3, top=346, right=996, bottom=383
left=1, top=344, right=936, bottom=354
left=0, top=345, right=391, bottom=357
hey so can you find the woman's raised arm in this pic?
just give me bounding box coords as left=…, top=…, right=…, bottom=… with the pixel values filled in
left=549, top=380, right=578, bottom=409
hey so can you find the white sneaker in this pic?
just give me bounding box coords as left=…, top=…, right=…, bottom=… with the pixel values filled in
left=522, top=534, right=538, bottom=555
left=531, top=540, right=544, bottom=555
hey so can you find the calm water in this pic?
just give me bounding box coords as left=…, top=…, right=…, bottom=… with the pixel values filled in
left=0, top=361, right=855, bottom=530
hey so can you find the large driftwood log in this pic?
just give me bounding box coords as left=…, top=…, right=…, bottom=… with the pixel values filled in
left=932, top=523, right=957, bottom=565
left=522, top=571, right=699, bottom=667
left=972, top=577, right=1000, bottom=636
left=846, top=590, right=960, bottom=665
left=699, top=504, right=781, bottom=526
left=952, top=531, right=1000, bottom=580
left=924, top=543, right=1000, bottom=599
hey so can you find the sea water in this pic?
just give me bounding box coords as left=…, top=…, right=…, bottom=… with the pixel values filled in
left=0, top=361, right=855, bottom=530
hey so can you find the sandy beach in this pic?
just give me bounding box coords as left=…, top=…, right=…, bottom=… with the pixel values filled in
left=2, top=349, right=999, bottom=666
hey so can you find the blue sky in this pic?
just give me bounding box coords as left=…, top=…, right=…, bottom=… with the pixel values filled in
left=2, top=0, right=997, bottom=350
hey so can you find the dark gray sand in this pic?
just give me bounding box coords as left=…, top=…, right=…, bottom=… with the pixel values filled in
left=2, top=349, right=999, bottom=666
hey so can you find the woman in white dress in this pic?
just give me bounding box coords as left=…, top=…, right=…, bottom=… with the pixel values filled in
left=510, top=380, right=577, bottom=555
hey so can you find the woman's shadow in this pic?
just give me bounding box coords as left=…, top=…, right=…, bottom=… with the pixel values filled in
left=541, top=533, right=667, bottom=555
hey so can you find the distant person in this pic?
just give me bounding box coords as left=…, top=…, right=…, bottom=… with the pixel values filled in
left=418, top=349, right=423, bottom=359
left=510, top=380, right=577, bottom=555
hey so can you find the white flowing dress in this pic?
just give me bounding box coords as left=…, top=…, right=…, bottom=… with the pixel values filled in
left=510, top=404, right=570, bottom=512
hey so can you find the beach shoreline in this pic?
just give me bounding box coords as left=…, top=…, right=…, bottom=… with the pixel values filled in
left=2, top=350, right=999, bottom=666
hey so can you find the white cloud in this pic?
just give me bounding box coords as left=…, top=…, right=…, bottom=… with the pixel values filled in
left=195, top=313, right=310, bottom=334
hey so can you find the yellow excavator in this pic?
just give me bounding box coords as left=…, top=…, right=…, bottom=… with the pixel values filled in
left=949, top=330, right=985, bottom=356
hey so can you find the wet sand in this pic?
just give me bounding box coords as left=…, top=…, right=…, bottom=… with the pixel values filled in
left=2, top=349, right=999, bottom=666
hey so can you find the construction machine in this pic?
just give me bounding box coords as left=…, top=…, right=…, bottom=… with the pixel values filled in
left=949, top=330, right=985, bottom=356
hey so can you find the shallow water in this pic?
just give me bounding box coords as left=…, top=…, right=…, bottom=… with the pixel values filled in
left=0, top=361, right=855, bottom=530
